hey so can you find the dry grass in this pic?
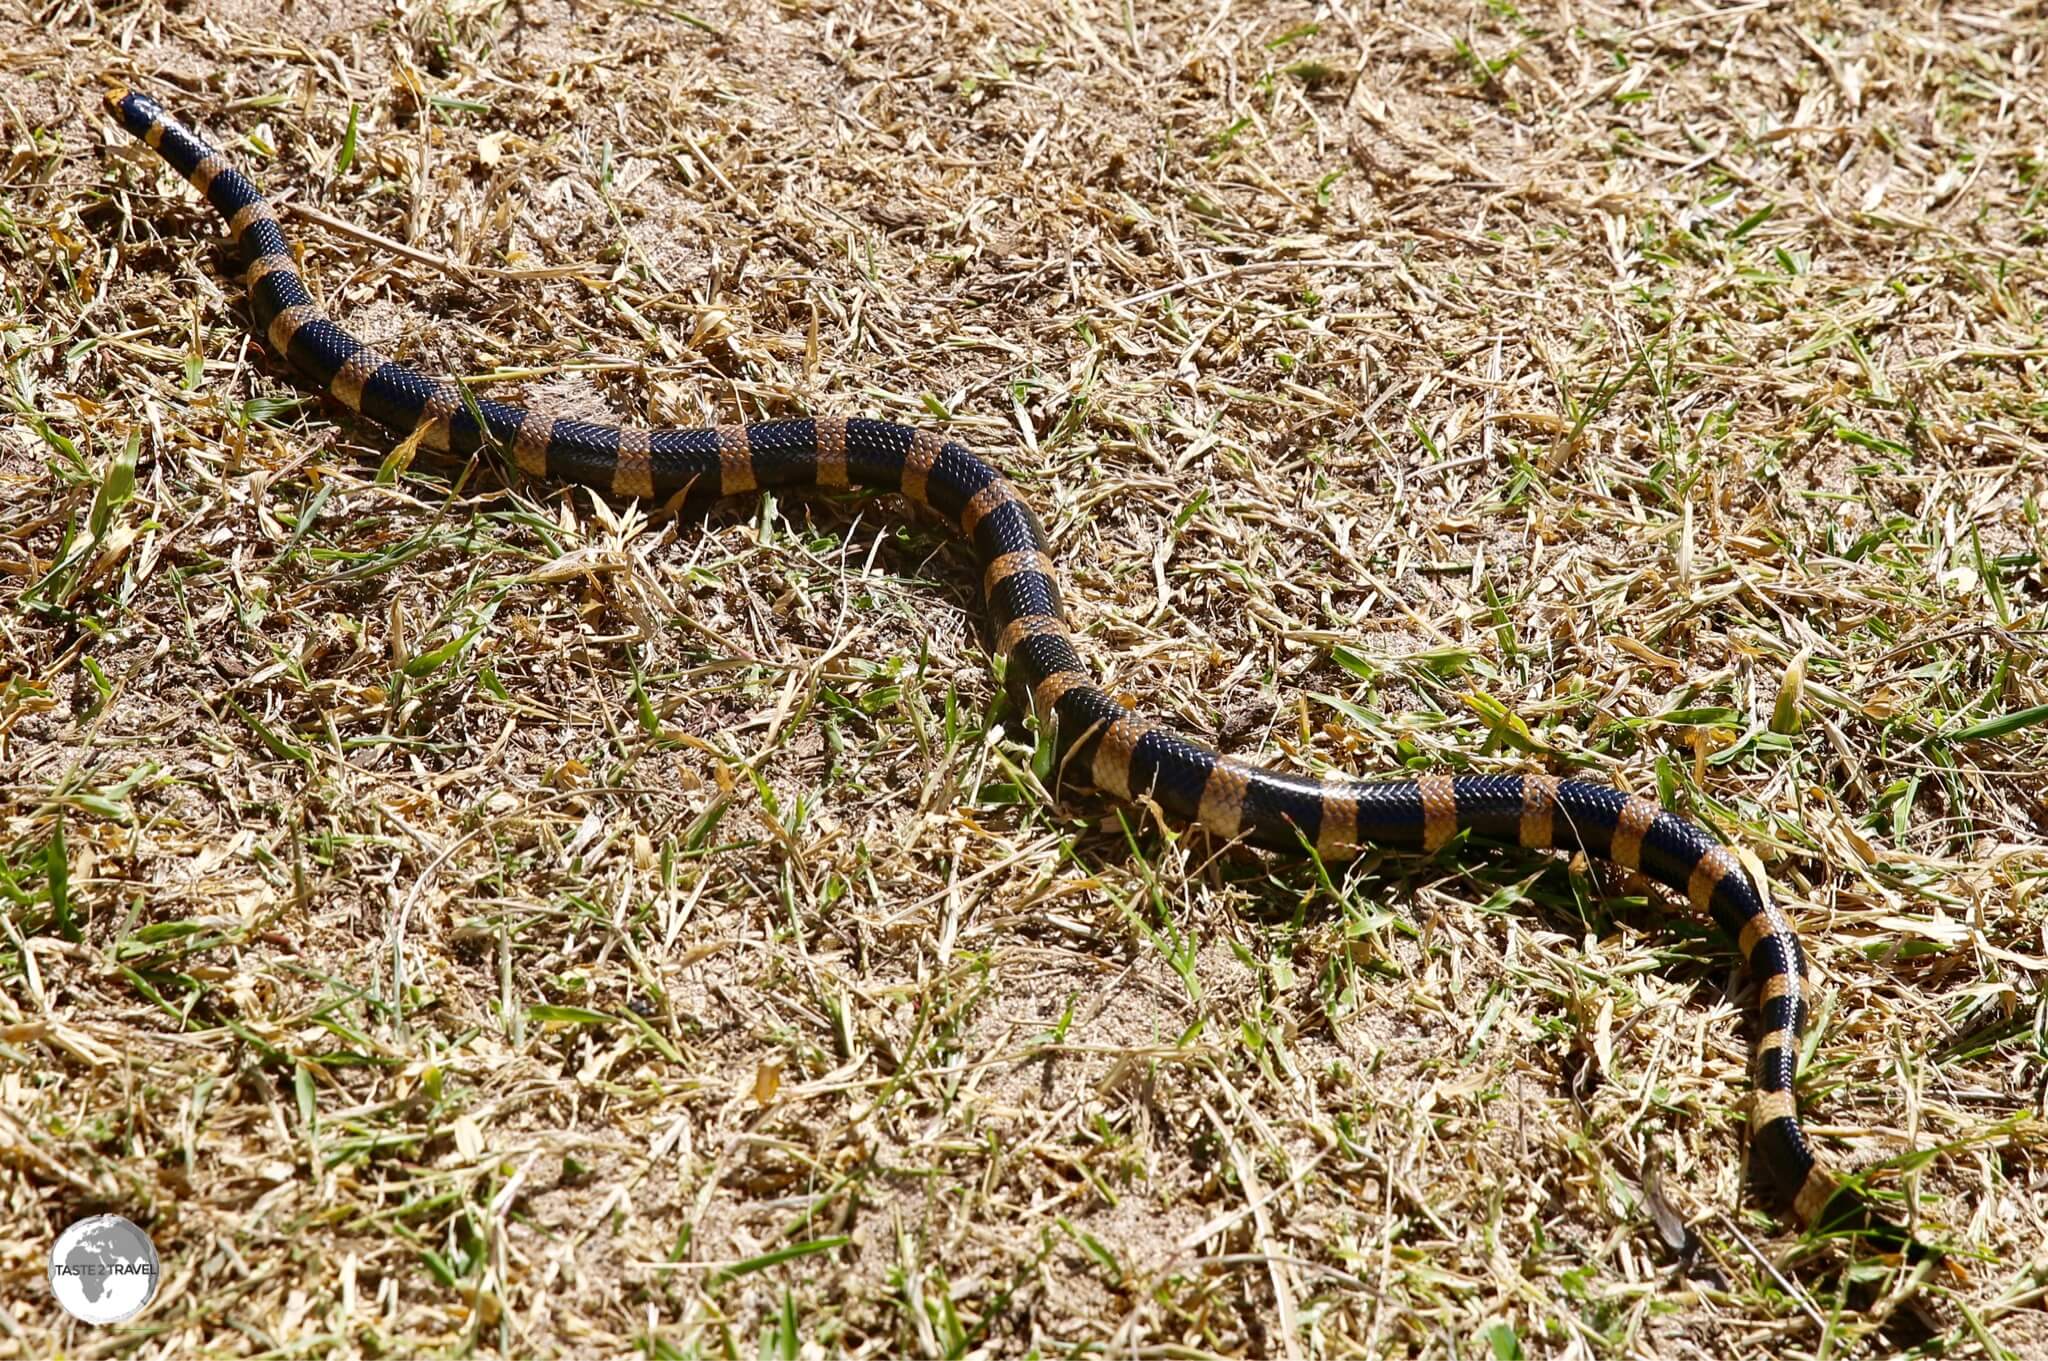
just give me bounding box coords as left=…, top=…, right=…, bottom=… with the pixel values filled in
left=3, top=0, right=2047, bottom=1355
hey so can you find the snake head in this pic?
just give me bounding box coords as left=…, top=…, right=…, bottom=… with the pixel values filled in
left=102, top=86, right=162, bottom=138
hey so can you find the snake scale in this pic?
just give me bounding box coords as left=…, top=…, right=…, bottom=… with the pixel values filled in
left=103, top=86, right=1932, bottom=1262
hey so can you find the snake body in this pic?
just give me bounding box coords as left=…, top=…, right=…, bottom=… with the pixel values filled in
left=104, top=87, right=1926, bottom=1257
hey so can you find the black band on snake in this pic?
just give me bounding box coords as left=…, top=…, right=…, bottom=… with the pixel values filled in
left=102, top=87, right=1935, bottom=1262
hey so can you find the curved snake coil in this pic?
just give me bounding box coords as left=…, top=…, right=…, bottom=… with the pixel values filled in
left=103, top=86, right=1932, bottom=1261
